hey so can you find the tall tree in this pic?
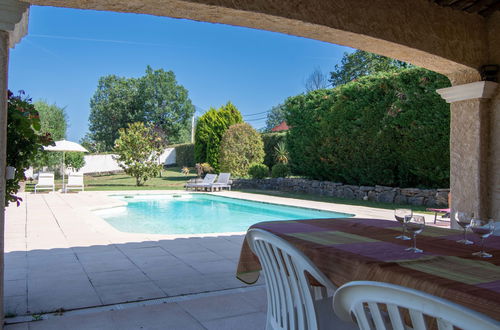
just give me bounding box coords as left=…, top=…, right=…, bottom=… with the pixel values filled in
left=88, top=66, right=195, bottom=151
left=114, top=122, right=164, bottom=186
left=304, top=67, right=329, bottom=92
left=329, top=50, right=411, bottom=87
left=194, top=102, right=243, bottom=172
left=34, top=100, right=67, bottom=140
left=89, top=75, right=142, bottom=151
left=265, top=104, right=286, bottom=132
left=139, top=66, right=195, bottom=144
left=33, top=100, right=68, bottom=168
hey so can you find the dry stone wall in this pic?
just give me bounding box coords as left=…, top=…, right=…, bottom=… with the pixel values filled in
left=232, top=178, right=449, bottom=207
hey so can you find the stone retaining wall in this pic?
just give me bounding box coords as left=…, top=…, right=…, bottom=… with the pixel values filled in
left=232, top=178, right=449, bottom=207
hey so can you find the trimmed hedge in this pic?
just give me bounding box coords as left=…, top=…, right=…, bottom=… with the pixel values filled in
left=271, top=163, right=291, bottom=178
left=248, top=163, right=269, bottom=179
left=285, top=68, right=451, bottom=188
left=175, top=143, right=195, bottom=167
left=219, top=123, right=265, bottom=177
left=194, top=102, right=243, bottom=172
left=262, top=132, right=286, bottom=168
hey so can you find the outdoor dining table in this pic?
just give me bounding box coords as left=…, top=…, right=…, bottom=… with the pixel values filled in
left=236, top=218, right=500, bottom=322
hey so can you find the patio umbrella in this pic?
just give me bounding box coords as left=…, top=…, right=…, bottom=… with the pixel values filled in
left=44, top=140, right=88, bottom=191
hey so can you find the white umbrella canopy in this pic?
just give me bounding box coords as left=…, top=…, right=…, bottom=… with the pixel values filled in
left=43, top=140, right=88, bottom=192
left=44, top=140, right=88, bottom=153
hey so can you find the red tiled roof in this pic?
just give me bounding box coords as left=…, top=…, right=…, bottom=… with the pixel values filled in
left=271, top=121, right=289, bottom=132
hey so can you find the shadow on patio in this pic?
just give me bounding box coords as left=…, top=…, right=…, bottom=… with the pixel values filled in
left=4, top=235, right=266, bottom=329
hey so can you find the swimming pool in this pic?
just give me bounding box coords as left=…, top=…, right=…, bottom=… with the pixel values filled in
left=94, top=194, right=352, bottom=235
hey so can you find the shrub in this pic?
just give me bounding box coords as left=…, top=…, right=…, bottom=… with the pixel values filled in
left=219, top=123, right=265, bottom=177
left=175, top=143, right=195, bottom=167
left=194, top=102, right=243, bottom=172
left=248, top=163, right=269, bottom=179
left=285, top=67, right=451, bottom=188
left=274, top=141, right=289, bottom=164
left=6, top=91, right=54, bottom=205
left=113, top=122, right=164, bottom=186
left=65, top=152, right=86, bottom=171
left=195, top=163, right=214, bottom=177
left=261, top=132, right=286, bottom=168
left=271, top=163, right=291, bottom=178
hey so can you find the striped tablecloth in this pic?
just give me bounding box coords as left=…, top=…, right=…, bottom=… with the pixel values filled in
left=236, top=218, right=500, bottom=321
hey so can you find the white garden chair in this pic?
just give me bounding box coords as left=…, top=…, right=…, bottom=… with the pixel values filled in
left=65, top=172, right=84, bottom=192
left=246, top=228, right=353, bottom=330
left=209, top=172, right=232, bottom=191
left=333, top=281, right=500, bottom=330
left=34, top=172, right=55, bottom=193
left=184, top=173, right=217, bottom=191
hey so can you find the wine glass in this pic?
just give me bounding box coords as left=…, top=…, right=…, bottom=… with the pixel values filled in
left=405, top=215, right=425, bottom=253
left=470, top=219, right=494, bottom=258
left=394, top=209, right=412, bottom=240
left=455, top=211, right=474, bottom=245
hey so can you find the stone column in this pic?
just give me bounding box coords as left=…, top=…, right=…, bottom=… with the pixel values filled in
left=437, top=81, right=499, bottom=223
left=0, top=29, right=8, bottom=329
left=0, top=1, right=30, bottom=326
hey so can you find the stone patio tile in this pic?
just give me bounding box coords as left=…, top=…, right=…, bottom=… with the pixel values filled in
left=116, top=240, right=161, bottom=250
left=239, top=287, right=267, bottom=312
left=72, top=245, right=119, bottom=254
left=158, top=239, right=206, bottom=254
left=25, top=311, right=114, bottom=330
left=178, top=250, right=226, bottom=265
left=4, top=267, right=27, bottom=281
left=202, top=311, right=267, bottom=330
left=4, top=295, right=28, bottom=316
left=79, top=257, right=137, bottom=273
left=123, top=253, right=180, bottom=269
left=27, top=252, right=78, bottom=265
left=25, top=248, right=74, bottom=257
left=28, top=264, right=85, bottom=280
left=141, top=263, right=200, bottom=281
left=4, top=279, right=27, bottom=298
left=109, top=302, right=205, bottom=330
left=28, top=278, right=101, bottom=313
left=155, top=273, right=221, bottom=296
left=88, top=268, right=151, bottom=287
left=204, top=272, right=254, bottom=291
left=4, top=322, right=29, bottom=330
left=190, top=259, right=238, bottom=275
left=93, top=281, right=165, bottom=305
left=178, top=291, right=261, bottom=322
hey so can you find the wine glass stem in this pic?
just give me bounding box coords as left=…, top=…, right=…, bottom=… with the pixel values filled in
left=463, top=228, right=467, bottom=241
left=403, top=224, right=407, bottom=237
left=413, top=234, right=417, bottom=250
left=481, top=237, right=485, bottom=254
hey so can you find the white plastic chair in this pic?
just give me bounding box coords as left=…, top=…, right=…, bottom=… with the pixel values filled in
left=65, top=172, right=84, bottom=192
left=333, top=281, right=500, bottom=330
left=185, top=173, right=217, bottom=191
left=209, top=172, right=232, bottom=191
left=246, top=228, right=352, bottom=330
left=34, top=172, right=55, bottom=193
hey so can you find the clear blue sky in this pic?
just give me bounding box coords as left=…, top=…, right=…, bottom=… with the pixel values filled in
left=8, top=6, right=352, bottom=142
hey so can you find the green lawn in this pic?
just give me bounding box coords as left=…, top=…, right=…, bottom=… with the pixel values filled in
left=237, top=189, right=433, bottom=213
left=25, top=167, right=196, bottom=192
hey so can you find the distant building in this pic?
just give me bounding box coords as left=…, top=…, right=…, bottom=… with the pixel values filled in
left=271, top=121, right=289, bottom=132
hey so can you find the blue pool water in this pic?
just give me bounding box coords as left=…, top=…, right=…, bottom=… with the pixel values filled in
left=95, top=194, right=352, bottom=235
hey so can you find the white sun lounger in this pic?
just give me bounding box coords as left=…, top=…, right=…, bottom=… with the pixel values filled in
left=185, top=173, right=217, bottom=191
left=34, top=172, right=55, bottom=193
left=208, top=173, right=231, bottom=191
left=65, top=172, right=84, bottom=192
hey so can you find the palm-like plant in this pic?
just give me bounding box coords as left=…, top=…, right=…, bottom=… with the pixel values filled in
left=274, top=141, right=289, bottom=164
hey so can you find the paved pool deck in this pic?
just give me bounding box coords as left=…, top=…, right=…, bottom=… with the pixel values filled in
left=4, top=190, right=449, bottom=329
